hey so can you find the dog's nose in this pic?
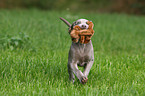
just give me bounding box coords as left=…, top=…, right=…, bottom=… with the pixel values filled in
left=82, top=25, right=86, bottom=28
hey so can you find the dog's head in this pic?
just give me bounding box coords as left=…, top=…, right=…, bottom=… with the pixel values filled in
left=71, top=19, right=89, bottom=29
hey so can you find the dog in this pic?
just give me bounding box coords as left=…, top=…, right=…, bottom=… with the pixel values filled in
left=60, top=17, right=94, bottom=84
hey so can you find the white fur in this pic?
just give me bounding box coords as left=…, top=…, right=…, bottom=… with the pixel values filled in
left=74, top=19, right=89, bottom=29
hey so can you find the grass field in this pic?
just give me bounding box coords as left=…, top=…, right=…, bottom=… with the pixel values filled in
left=0, top=9, right=145, bottom=96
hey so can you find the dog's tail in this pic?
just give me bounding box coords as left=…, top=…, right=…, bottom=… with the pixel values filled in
left=60, top=17, right=71, bottom=27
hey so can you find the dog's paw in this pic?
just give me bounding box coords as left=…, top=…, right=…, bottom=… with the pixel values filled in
left=81, top=77, right=88, bottom=84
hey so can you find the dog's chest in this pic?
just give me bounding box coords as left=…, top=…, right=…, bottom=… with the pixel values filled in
left=76, top=48, right=91, bottom=67
left=70, top=42, right=94, bottom=66
left=77, top=56, right=90, bottom=67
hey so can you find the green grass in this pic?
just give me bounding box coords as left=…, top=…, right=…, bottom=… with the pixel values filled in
left=0, top=9, right=145, bottom=96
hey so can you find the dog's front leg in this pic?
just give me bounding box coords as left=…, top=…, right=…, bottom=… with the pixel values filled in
left=83, top=60, right=94, bottom=77
left=69, top=62, right=88, bottom=84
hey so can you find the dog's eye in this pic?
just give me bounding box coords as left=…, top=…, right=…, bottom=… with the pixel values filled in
left=86, top=22, right=89, bottom=25
left=77, top=22, right=81, bottom=24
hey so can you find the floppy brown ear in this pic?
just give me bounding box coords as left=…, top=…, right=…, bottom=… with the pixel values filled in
left=87, top=21, right=94, bottom=29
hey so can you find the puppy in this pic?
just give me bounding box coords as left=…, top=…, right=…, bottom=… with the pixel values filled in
left=60, top=18, right=94, bottom=84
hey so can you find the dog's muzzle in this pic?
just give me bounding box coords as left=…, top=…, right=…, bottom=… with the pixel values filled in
left=81, top=25, right=87, bottom=29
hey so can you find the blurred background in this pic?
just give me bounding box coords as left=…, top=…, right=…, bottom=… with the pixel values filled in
left=0, top=0, right=145, bottom=15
